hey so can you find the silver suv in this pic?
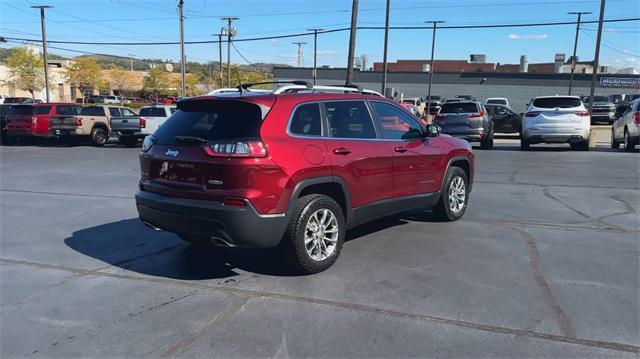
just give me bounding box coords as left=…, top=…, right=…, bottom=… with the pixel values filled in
left=521, top=96, right=590, bottom=151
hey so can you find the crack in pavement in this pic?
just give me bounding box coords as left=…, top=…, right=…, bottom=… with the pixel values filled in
left=505, top=226, right=577, bottom=339
left=1, top=257, right=638, bottom=354
left=542, top=187, right=591, bottom=219
left=161, top=293, right=249, bottom=357
left=465, top=218, right=634, bottom=233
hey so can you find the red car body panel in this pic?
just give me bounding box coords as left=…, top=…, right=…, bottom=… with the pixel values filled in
left=5, top=103, right=80, bottom=137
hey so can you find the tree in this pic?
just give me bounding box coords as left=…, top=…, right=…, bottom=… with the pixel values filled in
left=66, top=57, right=103, bottom=102
left=108, top=68, right=134, bottom=99
left=143, top=67, right=172, bottom=100
left=4, top=47, right=44, bottom=100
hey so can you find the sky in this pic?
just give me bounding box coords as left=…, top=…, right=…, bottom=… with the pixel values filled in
left=1, top=0, right=639, bottom=71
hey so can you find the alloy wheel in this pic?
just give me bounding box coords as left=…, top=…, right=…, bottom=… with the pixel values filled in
left=304, top=208, right=339, bottom=262
left=448, top=176, right=466, bottom=214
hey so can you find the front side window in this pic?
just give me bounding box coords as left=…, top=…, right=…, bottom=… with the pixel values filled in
left=290, top=103, right=322, bottom=137
left=121, top=108, right=136, bottom=117
left=370, top=101, right=423, bottom=141
left=325, top=101, right=376, bottom=139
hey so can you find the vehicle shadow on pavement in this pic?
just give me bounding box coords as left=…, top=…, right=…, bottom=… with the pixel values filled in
left=64, top=212, right=439, bottom=279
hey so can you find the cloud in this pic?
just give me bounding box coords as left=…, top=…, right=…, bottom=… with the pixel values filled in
left=507, top=34, right=548, bottom=40
left=627, top=57, right=637, bottom=62
left=317, top=50, right=338, bottom=56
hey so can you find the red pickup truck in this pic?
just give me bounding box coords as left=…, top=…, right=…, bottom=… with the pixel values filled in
left=5, top=103, right=81, bottom=143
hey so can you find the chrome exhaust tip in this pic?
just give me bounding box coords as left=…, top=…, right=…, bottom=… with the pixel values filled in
left=142, top=221, right=163, bottom=231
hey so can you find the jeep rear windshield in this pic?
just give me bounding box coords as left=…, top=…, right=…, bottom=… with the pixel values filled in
left=153, top=100, right=265, bottom=145
left=532, top=97, right=582, bottom=108
left=440, top=103, right=478, bottom=114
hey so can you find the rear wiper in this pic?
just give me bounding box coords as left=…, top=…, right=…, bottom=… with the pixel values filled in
left=174, top=135, right=208, bottom=144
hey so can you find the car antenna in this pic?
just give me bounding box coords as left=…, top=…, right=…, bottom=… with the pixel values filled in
left=234, top=67, right=244, bottom=94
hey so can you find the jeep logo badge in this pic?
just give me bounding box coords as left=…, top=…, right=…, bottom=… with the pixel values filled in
left=165, top=149, right=179, bottom=157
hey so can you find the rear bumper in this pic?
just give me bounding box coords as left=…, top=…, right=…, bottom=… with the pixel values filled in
left=6, top=130, right=33, bottom=138
left=523, top=127, right=590, bottom=144
left=116, top=131, right=145, bottom=138
left=135, top=190, right=289, bottom=248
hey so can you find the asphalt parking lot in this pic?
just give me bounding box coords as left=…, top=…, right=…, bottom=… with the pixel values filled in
left=1, top=138, right=638, bottom=358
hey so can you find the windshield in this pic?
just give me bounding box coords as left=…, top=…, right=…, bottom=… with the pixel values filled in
left=532, top=97, right=582, bottom=109
left=154, top=100, right=265, bottom=145
left=585, top=96, right=611, bottom=103
left=56, top=105, right=81, bottom=115
left=440, top=103, right=478, bottom=114
left=140, top=108, right=168, bottom=117
left=487, top=99, right=507, bottom=105
left=81, top=107, right=106, bottom=116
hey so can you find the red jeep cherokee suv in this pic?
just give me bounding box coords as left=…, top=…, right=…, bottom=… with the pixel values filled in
left=136, top=84, right=474, bottom=273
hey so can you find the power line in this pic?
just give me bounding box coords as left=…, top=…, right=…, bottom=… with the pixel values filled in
left=232, top=43, right=253, bottom=65
left=2, top=17, right=638, bottom=46
left=581, top=29, right=640, bottom=57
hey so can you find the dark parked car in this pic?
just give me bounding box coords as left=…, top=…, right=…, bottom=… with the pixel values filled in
left=434, top=101, right=494, bottom=149
left=485, top=104, right=521, bottom=134
left=583, top=95, right=616, bottom=124
left=424, top=95, right=442, bottom=114
left=135, top=83, right=475, bottom=273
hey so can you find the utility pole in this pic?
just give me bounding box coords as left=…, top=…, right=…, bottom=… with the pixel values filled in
left=218, top=29, right=224, bottom=87
left=567, top=11, right=591, bottom=95
left=381, top=0, right=391, bottom=95
left=307, top=28, right=323, bottom=85
left=292, top=42, right=306, bottom=68
left=31, top=5, right=52, bottom=103
left=345, top=0, right=359, bottom=85
left=221, top=17, right=239, bottom=87
left=425, top=20, right=444, bottom=117
left=178, top=0, right=186, bottom=98
left=588, top=0, right=605, bottom=117
left=128, top=54, right=135, bottom=72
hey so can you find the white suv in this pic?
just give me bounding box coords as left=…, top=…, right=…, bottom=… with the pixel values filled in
left=521, top=96, right=590, bottom=151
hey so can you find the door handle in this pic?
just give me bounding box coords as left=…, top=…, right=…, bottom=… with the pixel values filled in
left=333, top=148, right=351, bottom=155
left=394, top=146, right=408, bottom=153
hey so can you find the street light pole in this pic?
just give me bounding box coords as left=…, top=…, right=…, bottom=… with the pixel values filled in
left=307, top=28, right=324, bottom=85
left=381, top=0, right=391, bottom=95
left=425, top=20, right=444, bottom=117
left=588, top=0, right=606, bottom=118
left=345, top=0, right=359, bottom=85
left=568, top=11, right=591, bottom=95
left=178, top=0, right=186, bottom=98
left=31, top=5, right=52, bottom=103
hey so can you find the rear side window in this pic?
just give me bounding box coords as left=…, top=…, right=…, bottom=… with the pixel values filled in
left=532, top=97, right=582, bottom=108
left=121, top=108, right=136, bottom=117
left=290, top=103, right=322, bottom=136
left=81, top=107, right=106, bottom=116
left=440, top=103, right=478, bottom=114
left=325, top=101, right=376, bottom=139
left=370, top=101, right=423, bottom=140
left=7, top=106, right=33, bottom=115
left=56, top=105, right=81, bottom=115
left=34, top=106, right=52, bottom=115
left=140, top=108, right=168, bottom=117
left=108, top=108, right=121, bottom=116
left=154, top=101, right=264, bottom=145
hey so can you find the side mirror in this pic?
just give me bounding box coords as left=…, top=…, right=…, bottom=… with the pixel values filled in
left=426, top=124, right=441, bottom=137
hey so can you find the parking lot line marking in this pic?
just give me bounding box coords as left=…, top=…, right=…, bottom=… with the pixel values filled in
left=1, top=257, right=638, bottom=354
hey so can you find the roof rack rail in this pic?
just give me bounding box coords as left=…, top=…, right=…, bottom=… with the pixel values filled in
left=238, top=80, right=311, bottom=90
left=273, top=84, right=383, bottom=97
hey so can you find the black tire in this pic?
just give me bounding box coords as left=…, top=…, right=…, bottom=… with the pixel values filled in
left=624, top=129, right=636, bottom=152
left=480, top=133, right=494, bottom=150
left=90, top=127, right=108, bottom=146
left=611, top=130, right=620, bottom=149
left=177, top=233, right=212, bottom=246
left=120, top=136, right=138, bottom=147
left=283, top=194, right=346, bottom=274
left=520, top=137, right=530, bottom=151
left=0, top=130, right=6, bottom=145
left=571, top=140, right=589, bottom=151
left=432, top=166, right=469, bottom=221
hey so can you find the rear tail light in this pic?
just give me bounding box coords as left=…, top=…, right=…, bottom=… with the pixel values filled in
left=140, top=117, right=146, bottom=128
left=75, top=117, right=82, bottom=126
left=525, top=112, right=540, bottom=117
left=222, top=197, right=247, bottom=207
left=575, top=111, right=589, bottom=117
left=633, top=112, right=640, bottom=124
left=204, top=140, right=267, bottom=158
left=32, top=116, right=38, bottom=124
left=467, top=112, right=483, bottom=118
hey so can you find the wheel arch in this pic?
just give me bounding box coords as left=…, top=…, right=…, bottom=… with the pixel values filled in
left=442, top=156, right=473, bottom=193
left=288, top=176, right=353, bottom=225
